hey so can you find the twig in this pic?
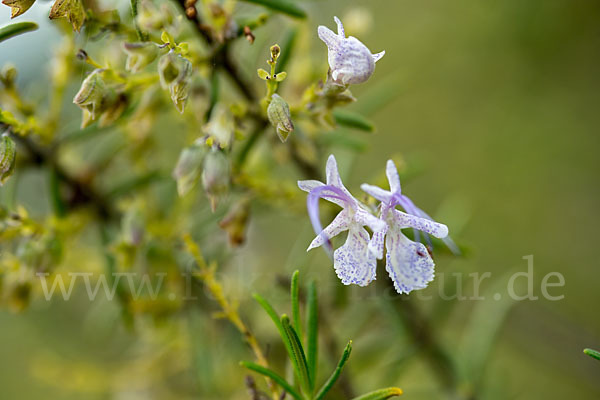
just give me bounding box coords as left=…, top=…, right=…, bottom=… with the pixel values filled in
left=2, top=124, right=115, bottom=219
left=182, top=234, right=280, bottom=400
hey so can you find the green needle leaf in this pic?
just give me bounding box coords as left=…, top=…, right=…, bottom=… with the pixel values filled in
left=282, top=314, right=312, bottom=395
left=0, top=21, right=38, bottom=43
left=306, top=280, right=318, bottom=390
left=239, top=0, right=306, bottom=19
left=351, top=388, right=403, bottom=400
left=252, top=293, right=294, bottom=360
left=315, top=341, right=352, bottom=400
left=240, top=361, right=303, bottom=400
left=584, top=348, right=600, bottom=361
left=291, top=270, right=303, bottom=343
left=333, top=110, right=375, bottom=133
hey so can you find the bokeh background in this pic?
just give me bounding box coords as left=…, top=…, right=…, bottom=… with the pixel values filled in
left=1, top=0, right=599, bottom=399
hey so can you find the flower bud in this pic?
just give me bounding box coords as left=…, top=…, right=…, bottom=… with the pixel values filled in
left=318, top=16, right=384, bottom=85
left=270, top=44, right=280, bottom=61
left=172, top=142, right=205, bottom=196
left=202, top=149, right=229, bottom=211
left=267, top=94, right=294, bottom=142
left=122, top=42, right=158, bottom=73
left=137, top=0, right=175, bottom=32
left=203, top=104, right=234, bottom=149
left=2, top=0, right=35, bottom=19
left=73, top=69, right=107, bottom=128
left=0, top=135, right=16, bottom=185
left=158, top=51, right=193, bottom=113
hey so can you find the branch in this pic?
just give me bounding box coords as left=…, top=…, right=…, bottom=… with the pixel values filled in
left=3, top=124, right=115, bottom=219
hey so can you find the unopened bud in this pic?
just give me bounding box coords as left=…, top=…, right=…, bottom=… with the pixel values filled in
left=172, top=142, right=205, bottom=196
left=158, top=51, right=193, bottom=113
left=122, top=42, right=158, bottom=73
left=0, top=135, right=16, bottom=185
left=267, top=94, right=294, bottom=142
left=2, top=0, right=35, bottom=19
left=202, top=149, right=229, bottom=211
left=73, top=69, right=107, bottom=128
left=270, top=44, right=280, bottom=61
left=203, top=104, right=234, bottom=149
left=137, top=0, right=174, bottom=32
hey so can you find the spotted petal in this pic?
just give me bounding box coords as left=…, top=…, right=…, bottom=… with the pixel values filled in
left=386, top=159, right=401, bottom=193
left=360, top=183, right=393, bottom=203
left=298, top=179, right=324, bottom=193
left=307, top=209, right=352, bottom=251
left=392, top=209, right=448, bottom=238
left=318, top=25, right=338, bottom=49
left=334, top=225, right=377, bottom=287
left=385, top=228, right=435, bottom=294
left=333, top=16, right=345, bottom=37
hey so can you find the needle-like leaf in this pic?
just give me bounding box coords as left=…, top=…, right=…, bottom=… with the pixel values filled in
left=315, top=341, right=352, bottom=400
left=240, top=361, right=303, bottom=400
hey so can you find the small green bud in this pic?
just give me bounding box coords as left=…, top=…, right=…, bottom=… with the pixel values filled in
left=270, top=44, right=280, bottom=61
left=2, top=0, right=35, bottom=19
left=172, top=142, right=206, bottom=196
left=267, top=94, right=294, bottom=142
left=0, top=135, right=16, bottom=185
left=158, top=50, right=193, bottom=113
left=72, top=69, right=107, bottom=128
left=202, top=149, right=229, bottom=211
left=48, top=0, right=86, bottom=32
left=122, top=42, right=158, bottom=73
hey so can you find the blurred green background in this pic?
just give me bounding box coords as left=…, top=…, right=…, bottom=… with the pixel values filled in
left=1, top=0, right=599, bottom=399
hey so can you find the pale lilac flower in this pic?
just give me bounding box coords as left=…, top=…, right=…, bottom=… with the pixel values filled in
left=318, top=16, right=385, bottom=85
left=298, top=155, right=385, bottom=286
left=361, top=160, right=452, bottom=294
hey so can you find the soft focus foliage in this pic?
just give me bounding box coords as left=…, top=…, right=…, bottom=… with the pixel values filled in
left=0, top=0, right=599, bottom=399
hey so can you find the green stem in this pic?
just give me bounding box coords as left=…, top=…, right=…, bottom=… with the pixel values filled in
left=130, top=0, right=148, bottom=41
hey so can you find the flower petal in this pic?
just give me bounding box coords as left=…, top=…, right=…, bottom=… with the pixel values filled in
left=298, top=179, right=324, bottom=193
left=360, top=183, right=393, bottom=203
left=333, top=225, right=377, bottom=286
left=333, top=16, right=345, bottom=37
left=318, top=25, right=338, bottom=49
left=385, top=228, right=435, bottom=294
left=386, top=160, right=401, bottom=193
left=325, top=154, right=355, bottom=201
left=372, top=51, right=386, bottom=63
left=355, top=207, right=386, bottom=233
left=307, top=209, right=352, bottom=251
left=392, top=210, right=448, bottom=238
left=369, top=227, right=387, bottom=260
